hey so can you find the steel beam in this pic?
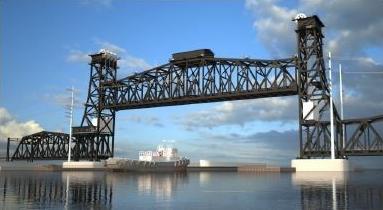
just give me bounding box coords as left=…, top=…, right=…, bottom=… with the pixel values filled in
left=11, top=131, right=70, bottom=161
left=102, top=58, right=297, bottom=110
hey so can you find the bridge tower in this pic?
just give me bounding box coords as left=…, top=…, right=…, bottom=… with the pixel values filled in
left=295, top=16, right=343, bottom=158
left=72, top=50, right=118, bottom=161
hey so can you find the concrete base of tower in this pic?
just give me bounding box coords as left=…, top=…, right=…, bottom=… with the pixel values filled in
left=62, top=161, right=106, bottom=170
left=291, top=159, right=350, bottom=172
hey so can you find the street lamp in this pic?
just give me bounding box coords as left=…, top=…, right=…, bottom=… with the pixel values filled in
left=65, top=86, right=75, bottom=162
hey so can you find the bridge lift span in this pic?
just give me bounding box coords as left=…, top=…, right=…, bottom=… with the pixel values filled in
left=7, top=15, right=383, bottom=162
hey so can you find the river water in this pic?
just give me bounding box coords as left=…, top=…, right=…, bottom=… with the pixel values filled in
left=0, top=170, right=382, bottom=210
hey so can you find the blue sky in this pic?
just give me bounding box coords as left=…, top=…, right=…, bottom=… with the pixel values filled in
left=2, top=0, right=264, bottom=125
left=1, top=0, right=382, bottom=166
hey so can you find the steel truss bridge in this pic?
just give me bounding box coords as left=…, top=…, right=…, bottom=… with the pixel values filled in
left=7, top=16, right=383, bottom=161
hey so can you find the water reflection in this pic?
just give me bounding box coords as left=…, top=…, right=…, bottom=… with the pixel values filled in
left=293, top=172, right=383, bottom=210
left=63, top=172, right=113, bottom=208
left=199, top=172, right=211, bottom=185
left=1, top=171, right=382, bottom=209
left=0, top=171, right=113, bottom=209
left=0, top=171, right=187, bottom=209
left=137, top=172, right=187, bottom=200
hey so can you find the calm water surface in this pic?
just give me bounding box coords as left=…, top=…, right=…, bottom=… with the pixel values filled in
left=0, top=170, right=382, bottom=210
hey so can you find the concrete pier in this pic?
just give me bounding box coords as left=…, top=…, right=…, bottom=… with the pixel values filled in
left=62, top=161, right=106, bottom=170
left=291, top=159, right=350, bottom=172
left=238, top=164, right=295, bottom=173
left=0, top=161, right=61, bottom=171
left=187, top=166, right=237, bottom=172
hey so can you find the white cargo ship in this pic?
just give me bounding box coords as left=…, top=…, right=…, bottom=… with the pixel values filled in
left=107, top=144, right=190, bottom=172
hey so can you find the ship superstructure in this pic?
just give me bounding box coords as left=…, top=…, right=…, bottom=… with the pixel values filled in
left=139, top=145, right=183, bottom=162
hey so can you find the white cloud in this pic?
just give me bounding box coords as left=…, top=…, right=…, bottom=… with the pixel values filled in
left=338, top=60, right=383, bottom=118
left=43, top=90, right=83, bottom=110
left=66, top=50, right=90, bottom=63
left=124, top=115, right=163, bottom=127
left=0, top=107, right=43, bottom=141
left=80, top=0, right=114, bottom=6
left=332, top=56, right=380, bottom=66
left=245, top=0, right=297, bottom=57
left=94, top=40, right=152, bottom=73
left=244, top=0, right=383, bottom=119
left=66, top=40, right=151, bottom=75
left=317, top=0, right=383, bottom=57
left=119, top=55, right=152, bottom=71
left=180, top=96, right=297, bottom=129
left=245, top=0, right=383, bottom=58
left=182, top=129, right=298, bottom=165
left=182, top=0, right=383, bottom=129
left=95, top=40, right=126, bottom=54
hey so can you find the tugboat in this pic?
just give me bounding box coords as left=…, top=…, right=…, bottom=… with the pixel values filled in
left=107, top=144, right=190, bottom=172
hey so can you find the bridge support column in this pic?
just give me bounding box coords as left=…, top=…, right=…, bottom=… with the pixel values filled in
left=291, top=159, right=350, bottom=172
left=296, top=15, right=343, bottom=158
left=73, top=50, right=118, bottom=161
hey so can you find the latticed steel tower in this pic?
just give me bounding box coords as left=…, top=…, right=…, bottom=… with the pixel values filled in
left=72, top=50, right=118, bottom=160
left=296, top=16, right=343, bottom=158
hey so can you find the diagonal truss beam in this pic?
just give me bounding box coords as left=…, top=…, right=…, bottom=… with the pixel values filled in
left=343, top=115, right=383, bottom=156
left=102, top=57, right=297, bottom=110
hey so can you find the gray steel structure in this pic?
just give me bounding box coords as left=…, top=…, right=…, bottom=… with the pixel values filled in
left=71, top=52, right=117, bottom=161
left=343, top=115, right=383, bottom=156
left=106, top=57, right=297, bottom=110
left=296, top=16, right=343, bottom=158
left=10, top=131, right=69, bottom=161
left=7, top=16, right=383, bottom=161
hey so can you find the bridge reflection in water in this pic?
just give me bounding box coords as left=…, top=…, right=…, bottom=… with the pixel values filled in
left=1, top=171, right=113, bottom=209
left=1, top=171, right=382, bottom=209
left=293, top=172, right=383, bottom=210
left=0, top=171, right=187, bottom=209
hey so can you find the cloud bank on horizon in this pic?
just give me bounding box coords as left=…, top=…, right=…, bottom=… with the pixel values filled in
left=0, top=108, right=43, bottom=141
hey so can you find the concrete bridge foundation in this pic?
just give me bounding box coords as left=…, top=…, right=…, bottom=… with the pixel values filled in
left=291, top=159, right=350, bottom=172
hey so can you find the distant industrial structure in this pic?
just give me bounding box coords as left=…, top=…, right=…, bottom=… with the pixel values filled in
left=6, top=16, right=383, bottom=165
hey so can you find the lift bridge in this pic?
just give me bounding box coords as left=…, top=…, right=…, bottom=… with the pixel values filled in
left=7, top=16, right=383, bottom=161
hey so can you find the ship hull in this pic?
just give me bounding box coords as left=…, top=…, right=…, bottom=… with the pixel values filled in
left=106, top=158, right=190, bottom=172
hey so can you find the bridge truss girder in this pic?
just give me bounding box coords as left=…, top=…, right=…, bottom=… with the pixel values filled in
left=11, top=131, right=69, bottom=161
left=72, top=134, right=114, bottom=161
left=9, top=131, right=115, bottom=161
left=343, top=115, right=383, bottom=156
left=105, top=58, right=297, bottom=110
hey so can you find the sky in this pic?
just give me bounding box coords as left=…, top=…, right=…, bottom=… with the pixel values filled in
left=1, top=0, right=382, bottom=167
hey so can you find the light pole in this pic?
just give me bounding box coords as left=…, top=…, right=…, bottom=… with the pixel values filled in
left=65, top=86, right=74, bottom=162
left=339, top=64, right=345, bottom=149
left=328, top=51, right=335, bottom=159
